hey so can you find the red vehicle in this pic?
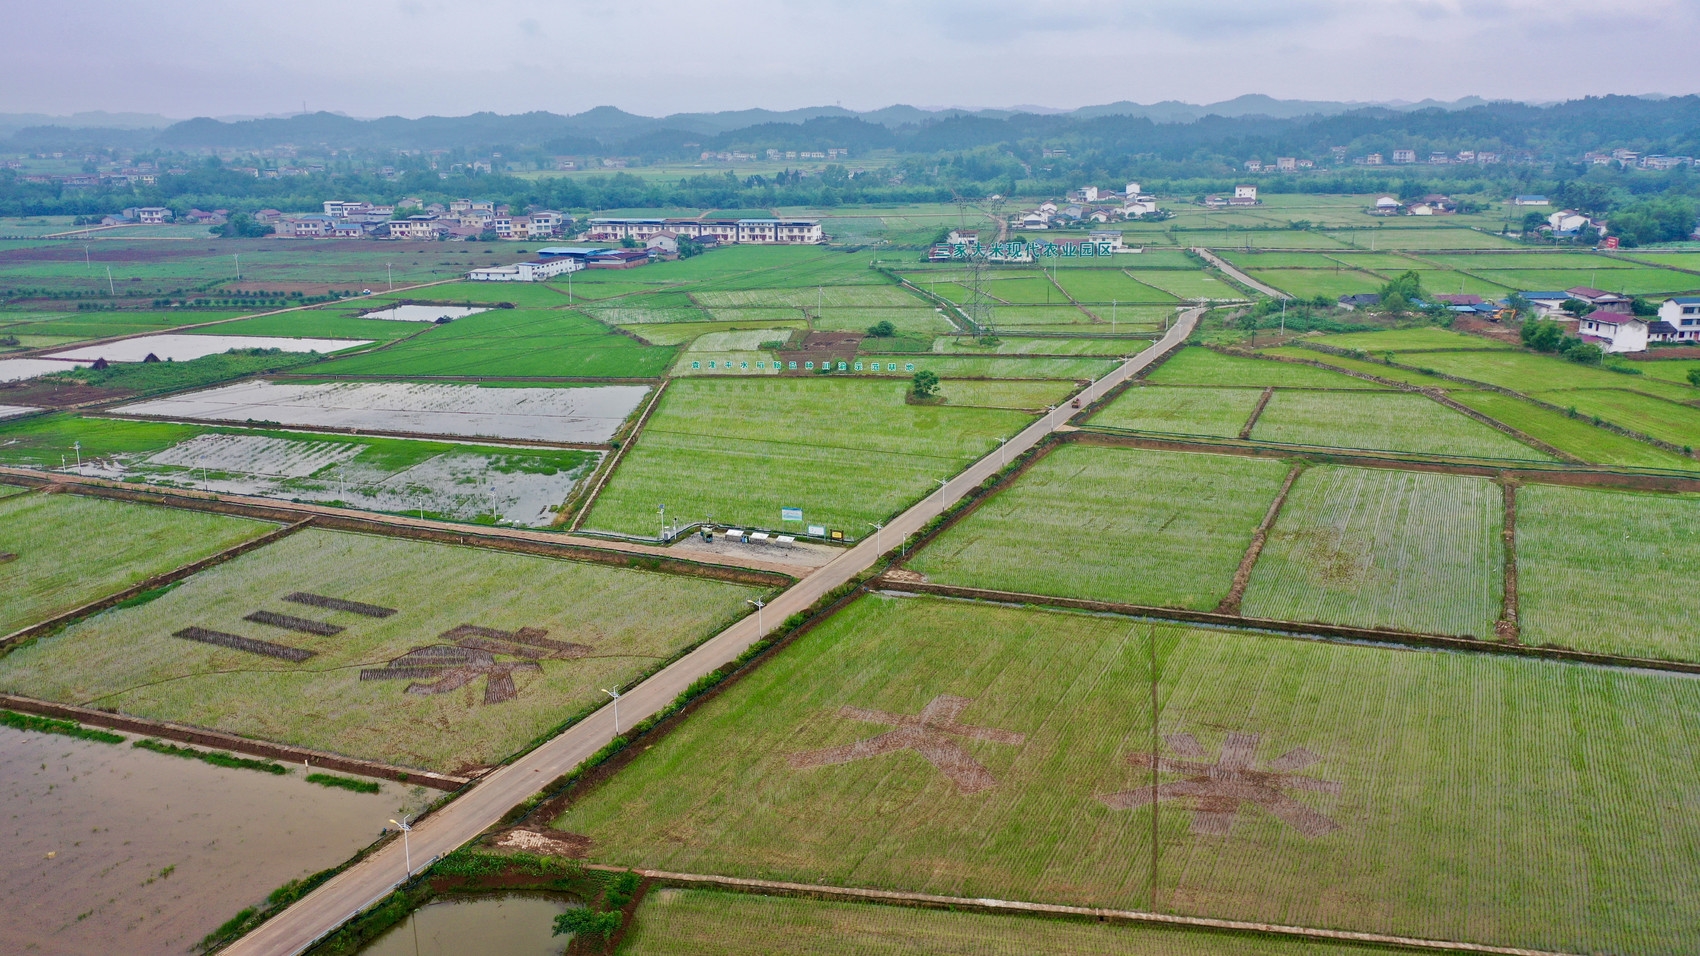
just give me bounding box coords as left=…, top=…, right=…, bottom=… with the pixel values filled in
left=1070, top=397, right=1082, bottom=408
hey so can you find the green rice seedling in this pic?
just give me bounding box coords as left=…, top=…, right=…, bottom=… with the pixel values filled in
left=909, top=445, right=1287, bottom=608
left=1241, top=466, right=1504, bottom=637
left=1517, top=484, right=1700, bottom=661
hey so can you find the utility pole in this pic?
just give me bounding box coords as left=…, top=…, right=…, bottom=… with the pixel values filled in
left=234, top=254, right=241, bottom=282
left=106, top=266, right=114, bottom=296
left=387, top=262, right=393, bottom=291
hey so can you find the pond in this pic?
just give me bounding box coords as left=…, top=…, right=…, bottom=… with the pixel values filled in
left=360, top=894, right=577, bottom=956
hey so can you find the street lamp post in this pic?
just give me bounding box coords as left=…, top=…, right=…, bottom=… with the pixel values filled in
left=747, top=598, right=764, bottom=633
left=389, top=818, right=413, bottom=876
left=867, top=521, right=882, bottom=552
left=996, top=436, right=1009, bottom=466
left=935, top=477, right=949, bottom=508
left=73, top=441, right=81, bottom=470
left=602, top=686, right=623, bottom=733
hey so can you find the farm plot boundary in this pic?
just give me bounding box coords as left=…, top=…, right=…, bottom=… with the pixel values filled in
left=0, top=514, right=308, bottom=651
left=869, top=575, right=1700, bottom=675
left=0, top=469, right=797, bottom=588
left=1290, top=342, right=1700, bottom=462
left=607, top=867, right=1577, bottom=956
left=0, top=692, right=469, bottom=790
left=92, top=412, right=621, bottom=452
left=1064, top=430, right=1700, bottom=494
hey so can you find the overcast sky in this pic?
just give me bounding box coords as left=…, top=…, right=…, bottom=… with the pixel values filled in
left=9, top=0, right=1697, bottom=119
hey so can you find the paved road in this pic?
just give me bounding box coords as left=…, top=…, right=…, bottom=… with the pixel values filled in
left=223, top=308, right=1203, bottom=956
left=1192, top=247, right=1290, bottom=299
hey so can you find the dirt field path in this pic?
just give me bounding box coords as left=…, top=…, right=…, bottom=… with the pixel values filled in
left=220, top=308, right=1203, bottom=956
left=1193, top=247, right=1290, bottom=299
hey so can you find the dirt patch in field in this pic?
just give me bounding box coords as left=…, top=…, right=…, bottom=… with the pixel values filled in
left=243, top=609, right=343, bottom=635
left=0, top=553, right=14, bottom=564
left=357, top=623, right=584, bottom=706
left=283, top=591, right=396, bottom=617
left=1099, top=730, right=1343, bottom=838
left=789, top=694, right=1025, bottom=793
left=880, top=568, right=928, bottom=585
left=0, top=378, right=135, bottom=407
left=172, top=626, right=315, bottom=662
left=490, top=827, right=594, bottom=858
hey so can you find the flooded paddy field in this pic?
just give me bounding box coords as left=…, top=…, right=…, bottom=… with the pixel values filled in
left=0, top=404, right=38, bottom=419
left=45, top=334, right=371, bottom=363
left=0, top=359, right=87, bottom=383
left=0, top=724, right=423, bottom=956
left=360, top=305, right=489, bottom=323
left=73, top=430, right=599, bottom=527
left=118, top=380, right=649, bottom=445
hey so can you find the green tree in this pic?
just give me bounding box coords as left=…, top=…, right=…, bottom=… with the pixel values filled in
left=1686, top=368, right=1700, bottom=387
left=1521, top=318, right=1567, bottom=353
left=554, top=909, right=622, bottom=940
left=1560, top=297, right=1594, bottom=317
left=1521, top=211, right=1549, bottom=236
left=1564, top=342, right=1604, bottom=365
left=214, top=213, right=273, bottom=239
left=866, top=320, right=896, bottom=338
left=911, top=369, right=939, bottom=397
left=1630, top=296, right=1660, bottom=317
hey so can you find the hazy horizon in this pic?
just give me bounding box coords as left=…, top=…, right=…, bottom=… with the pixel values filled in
left=8, top=0, right=1698, bottom=119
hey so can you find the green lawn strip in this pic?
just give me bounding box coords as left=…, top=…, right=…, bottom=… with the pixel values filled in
left=0, top=310, right=252, bottom=341
left=305, top=772, right=381, bottom=794
left=0, top=529, right=761, bottom=772
left=38, top=348, right=328, bottom=397
left=0, top=708, right=124, bottom=743
left=1445, top=392, right=1697, bottom=470
left=1250, top=390, right=1554, bottom=460
left=1241, top=466, right=1503, bottom=638
left=1091, top=385, right=1266, bottom=437
left=1258, top=347, right=1448, bottom=387
left=1411, top=350, right=1699, bottom=403
left=1517, top=484, right=1700, bottom=662
left=1528, top=388, right=1700, bottom=449
left=310, top=308, right=675, bottom=378
left=908, top=445, right=1288, bottom=609
left=563, top=594, right=1700, bottom=955
left=1148, top=347, right=1388, bottom=388
left=1242, top=269, right=1381, bottom=299
left=622, top=888, right=1408, bottom=956
left=1312, top=328, right=1512, bottom=352
left=133, top=737, right=289, bottom=774
left=1126, top=268, right=1241, bottom=300
left=1631, top=358, right=1700, bottom=386
left=930, top=336, right=1152, bottom=357
left=1476, top=268, right=1699, bottom=296
left=0, top=492, right=275, bottom=635
left=625, top=319, right=810, bottom=347
left=584, top=378, right=1034, bottom=536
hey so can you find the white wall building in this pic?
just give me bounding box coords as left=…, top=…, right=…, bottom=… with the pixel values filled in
left=1577, top=314, right=1649, bottom=353
left=466, top=258, right=581, bottom=282
left=1658, top=296, right=1700, bottom=340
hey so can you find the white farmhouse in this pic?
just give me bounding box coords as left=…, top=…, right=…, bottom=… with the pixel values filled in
left=1577, top=313, right=1649, bottom=353
left=1657, top=296, right=1700, bottom=341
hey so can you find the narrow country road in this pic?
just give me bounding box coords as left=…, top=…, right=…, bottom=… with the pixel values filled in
left=1192, top=247, right=1290, bottom=299
left=222, top=308, right=1203, bottom=956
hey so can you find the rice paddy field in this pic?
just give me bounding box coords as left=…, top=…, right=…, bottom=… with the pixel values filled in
left=907, top=445, right=1288, bottom=609
left=1446, top=391, right=1699, bottom=470
left=0, top=413, right=602, bottom=526
left=0, top=529, right=763, bottom=772
left=560, top=595, right=1700, bottom=955
left=582, top=377, right=1036, bottom=536
left=622, top=888, right=1410, bottom=956
left=0, top=491, right=277, bottom=635
left=1249, top=391, right=1553, bottom=460
left=306, top=308, right=677, bottom=378
left=1146, top=348, right=1387, bottom=388
left=1516, top=484, right=1700, bottom=662
left=0, top=237, right=483, bottom=297
left=1526, top=388, right=1700, bottom=449
left=1240, top=466, right=1505, bottom=637
left=1091, top=385, right=1266, bottom=437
